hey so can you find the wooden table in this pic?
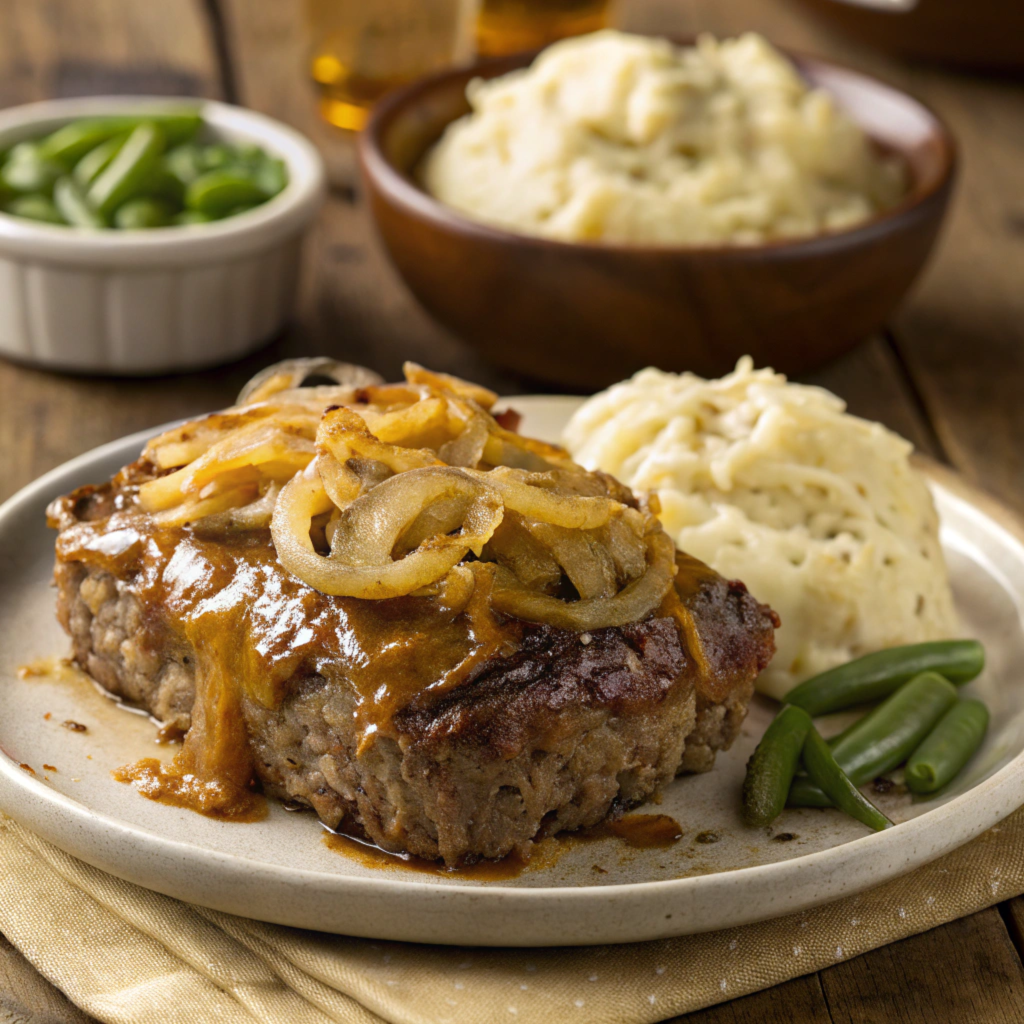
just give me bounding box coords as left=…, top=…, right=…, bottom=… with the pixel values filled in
left=1, top=1, right=1022, bottom=1020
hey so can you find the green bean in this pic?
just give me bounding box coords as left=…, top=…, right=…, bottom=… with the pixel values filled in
left=141, top=167, right=186, bottom=205
left=113, top=197, right=174, bottom=230
left=172, top=209, right=214, bottom=225
left=53, top=176, right=105, bottom=228
left=1, top=143, right=64, bottom=195
left=784, top=640, right=985, bottom=717
left=5, top=113, right=282, bottom=229
left=906, top=699, right=989, bottom=794
left=801, top=725, right=893, bottom=832
left=200, top=143, right=235, bottom=171
left=73, top=135, right=128, bottom=186
left=742, top=705, right=812, bottom=827
left=5, top=194, right=65, bottom=224
left=253, top=157, right=287, bottom=198
left=164, top=144, right=206, bottom=187
left=88, top=123, right=166, bottom=218
left=185, top=170, right=266, bottom=217
left=789, top=671, right=958, bottom=806
left=39, top=121, right=124, bottom=166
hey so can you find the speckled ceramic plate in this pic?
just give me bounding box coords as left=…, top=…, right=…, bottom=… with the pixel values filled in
left=1, top=396, right=1022, bottom=947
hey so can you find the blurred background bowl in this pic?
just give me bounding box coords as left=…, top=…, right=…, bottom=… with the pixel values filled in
left=0, top=96, right=326, bottom=376
left=359, top=46, right=956, bottom=390
left=790, top=0, right=1024, bottom=74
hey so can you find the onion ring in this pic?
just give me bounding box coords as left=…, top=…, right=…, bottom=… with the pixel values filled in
left=491, top=529, right=677, bottom=630
left=464, top=466, right=615, bottom=530
left=273, top=464, right=503, bottom=599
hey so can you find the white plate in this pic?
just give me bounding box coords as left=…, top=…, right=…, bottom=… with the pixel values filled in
left=1, top=396, right=1023, bottom=947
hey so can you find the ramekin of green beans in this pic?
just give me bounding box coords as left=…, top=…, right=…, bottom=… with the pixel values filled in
left=0, top=110, right=288, bottom=229
left=743, top=640, right=988, bottom=833
left=0, top=96, right=325, bottom=373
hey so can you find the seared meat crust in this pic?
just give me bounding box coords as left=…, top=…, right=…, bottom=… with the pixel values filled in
left=52, top=484, right=776, bottom=865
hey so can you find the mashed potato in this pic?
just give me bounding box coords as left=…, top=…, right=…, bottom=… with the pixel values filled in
left=564, top=360, right=958, bottom=700
left=422, top=31, right=905, bottom=246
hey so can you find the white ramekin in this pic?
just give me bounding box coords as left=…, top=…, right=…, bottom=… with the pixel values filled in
left=0, top=96, right=326, bottom=374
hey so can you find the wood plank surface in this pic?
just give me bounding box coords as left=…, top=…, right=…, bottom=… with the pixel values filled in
left=818, top=907, right=1024, bottom=1024
left=0, top=0, right=1022, bottom=1022
left=0, top=0, right=231, bottom=505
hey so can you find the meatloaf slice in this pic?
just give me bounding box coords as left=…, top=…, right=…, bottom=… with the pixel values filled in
left=51, top=486, right=776, bottom=866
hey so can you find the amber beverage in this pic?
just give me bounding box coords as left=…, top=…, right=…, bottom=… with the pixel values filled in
left=306, top=0, right=470, bottom=131
left=474, top=0, right=614, bottom=57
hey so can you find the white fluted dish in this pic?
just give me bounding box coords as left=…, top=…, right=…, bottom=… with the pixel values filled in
left=0, top=97, right=325, bottom=374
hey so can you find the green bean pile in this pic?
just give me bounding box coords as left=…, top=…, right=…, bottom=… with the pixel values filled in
left=743, top=640, right=988, bottom=833
left=0, top=111, right=288, bottom=229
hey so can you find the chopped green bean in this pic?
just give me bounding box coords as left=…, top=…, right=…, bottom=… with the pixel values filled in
left=200, top=143, right=234, bottom=171
left=53, top=176, right=105, bottom=228
left=4, top=111, right=285, bottom=229
left=39, top=120, right=124, bottom=166
left=5, top=194, right=65, bottom=224
left=906, top=699, right=989, bottom=794
left=163, top=144, right=206, bottom=187
left=113, top=197, right=174, bottom=229
left=253, top=157, right=288, bottom=198
left=1, top=143, right=65, bottom=195
left=789, top=671, right=958, bottom=807
left=88, top=123, right=166, bottom=218
left=801, top=725, right=893, bottom=832
left=185, top=170, right=267, bottom=217
left=784, top=640, right=985, bottom=717
left=73, top=135, right=128, bottom=186
left=172, top=209, right=214, bottom=225
left=742, top=705, right=812, bottom=827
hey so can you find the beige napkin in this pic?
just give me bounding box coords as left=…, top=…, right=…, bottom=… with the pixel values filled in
left=0, top=810, right=1021, bottom=1024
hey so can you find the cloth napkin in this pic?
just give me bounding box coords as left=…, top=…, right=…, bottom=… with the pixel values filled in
left=1, top=810, right=1021, bottom=1024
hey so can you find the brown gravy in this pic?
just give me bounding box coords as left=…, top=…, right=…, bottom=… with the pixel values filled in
left=580, top=813, right=684, bottom=849
left=324, top=812, right=684, bottom=877
left=53, top=487, right=712, bottom=833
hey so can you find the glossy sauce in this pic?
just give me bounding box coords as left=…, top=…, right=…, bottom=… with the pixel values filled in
left=580, top=813, right=684, bottom=849
left=53, top=486, right=713, bottom=836
left=55, top=499, right=521, bottom=822
left=323, top=831, right=543, bottom=880
left=324, top=812, right=684, bottom=876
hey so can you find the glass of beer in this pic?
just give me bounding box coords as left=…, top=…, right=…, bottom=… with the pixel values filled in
left=305, top=0, right=471, bottom=131
left=474, top=0, right=615, bottom=57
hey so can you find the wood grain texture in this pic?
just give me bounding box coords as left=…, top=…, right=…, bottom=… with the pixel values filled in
left=0, top=0, right=1022, bottom=1022
left=0, top=0, right=232, bottom=505
left=216, top=0, right=515, bottom=393
left=819, top=908, right=1024, bottom=1024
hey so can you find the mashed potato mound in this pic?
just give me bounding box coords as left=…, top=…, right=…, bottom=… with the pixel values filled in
left=422, top=30, right=905, bottom=246
left=564, top=360, right=958, bottom=700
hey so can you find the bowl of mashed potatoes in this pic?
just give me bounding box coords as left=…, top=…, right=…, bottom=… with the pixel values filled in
left=359, top=31, right=955, bottom=389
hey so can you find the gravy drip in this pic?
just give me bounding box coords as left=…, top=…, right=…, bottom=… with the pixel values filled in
left=57, top=506, right=515, bottom=821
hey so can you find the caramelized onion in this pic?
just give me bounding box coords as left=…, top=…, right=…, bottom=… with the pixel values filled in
left=403, top=361, right=498, bottom=410
left=152, top=360, right=682, bottom=634
left=237, top=358, right=384, bottom=405
left=273, top=464, right=503, bottom=599
left=465, top=466, right=615, bottom=530
left=192, top=482, right=281, bottom=536
left=140, top=423, right=314, bottom=512
left=316, top=407, right=441, bottom=509
left=491, top=530, right=677, bottom=630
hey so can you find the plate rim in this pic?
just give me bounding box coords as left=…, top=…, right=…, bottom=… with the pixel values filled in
left=1, top=398, right=1022, bottom=945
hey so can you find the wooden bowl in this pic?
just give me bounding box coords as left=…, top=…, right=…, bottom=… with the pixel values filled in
left=358, top=48, right=956, bottom=390
left=790, top=0, right=1024, bottom=74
